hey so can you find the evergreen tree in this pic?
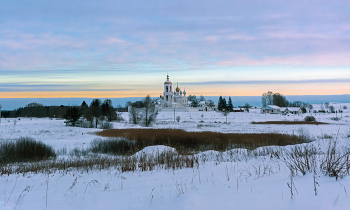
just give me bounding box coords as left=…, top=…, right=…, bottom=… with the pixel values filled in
left=90, top=99, right=102, bottom=128
left=101, top=99, right=116, bottom=122
left=227, top=97, right=234, bottom=112
left=273, top=93, right=289, bottom=107
left=218, top=96, right=223, bottom=111
left=64, top=107, right=82, bottom=127
left=191, top=98, right=199, bottom=107
left=101, top=99, right=112, bottom=116
left=80, top=101, right=88, bottom=112
left=222, top=98, right=227, bottom=111
left=187, top=95, right=197, bottom=102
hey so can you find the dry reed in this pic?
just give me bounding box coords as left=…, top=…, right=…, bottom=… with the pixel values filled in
left=96, top=129, right=312, bottom=153
left=251, top=121, right=328, bottom=125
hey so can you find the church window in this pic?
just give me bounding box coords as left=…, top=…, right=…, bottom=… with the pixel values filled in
left=166, top=86, right=168, bottom=92
left=170, top=86, right=172, bottom=91
left=166, top=95, right=168, bottom=101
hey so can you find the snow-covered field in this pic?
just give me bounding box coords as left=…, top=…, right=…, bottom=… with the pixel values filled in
left=1, top=102, right=350, bottom=210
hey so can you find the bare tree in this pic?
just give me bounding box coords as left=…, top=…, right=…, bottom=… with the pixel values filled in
left=116, top=105, right=123, bottom=122
left=128, top=95, right=157, bottom=126
left=325, top=102, right=330, bottom=109
left=267, top=91, right=273, bottom=105
left=261, top=93, right=267, bottom=106
left=143, top=95, right=158, bottom=126
left=244, top=103, right=250, bottom=113
left=262, top=91, right=273, bottom=106
left=219, top=109, right=230, bottom=124
left=128, top=107, right=141, bottom=124
left=207, top=100, right=215, bottom=108
left=320, top=103, right=325, bottom=111
left=308, top=104, right=313, bottom=111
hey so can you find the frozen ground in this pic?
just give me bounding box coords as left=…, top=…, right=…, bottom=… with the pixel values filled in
left=0, top=102, right=350, bottom=209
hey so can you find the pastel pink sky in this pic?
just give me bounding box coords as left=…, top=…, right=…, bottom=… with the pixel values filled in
left=0, top=0, right=349, bottom=98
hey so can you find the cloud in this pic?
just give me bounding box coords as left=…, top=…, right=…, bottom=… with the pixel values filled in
left=102, top=37, right=130, bottom=45
left=0, top=82, right=132, bottom=92
left=215, top=53, right=350, bottom=67
left=181, top=78, right=350, bottom=86
left=0, top=0, right=350, bottom=96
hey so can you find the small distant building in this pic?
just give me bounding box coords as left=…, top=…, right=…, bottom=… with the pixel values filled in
left=198, top=101, right=206, bottom=110
left=260, top=105, right=281, bottom=114
left=280, top=107, right=302, bottom=115
left=280, top=107, right=289, bottom=114
left=192, top=100, right=217, bottom=111
left=233, top=108, right=244, bottom=112
left=204, top=100, right=217, bottom=111
left=288, top=107, right=302, bottom=115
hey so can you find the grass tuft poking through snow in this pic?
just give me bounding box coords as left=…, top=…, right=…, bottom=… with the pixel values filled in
left=0, top=137, right=56, bottom=164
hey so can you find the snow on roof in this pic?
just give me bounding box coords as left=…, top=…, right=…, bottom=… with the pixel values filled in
left=288, top=107, right=301, bottom=111
left=280, top=107, right=301, bottom=112
left=268, top=105, right=280, bottom=109
left=262, top=105, right=280, bottom=109
left=261, top=105, right=272, bottom=110
left=279, top=107, right=288, bottom=111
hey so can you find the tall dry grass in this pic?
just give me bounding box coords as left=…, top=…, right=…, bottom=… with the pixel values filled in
left=0, top=137, right=56, bottom=164
left=0, top=151, right=199, bottom=175
left=96, top=129, right=312, bottom=154
left=251, top=121, right=328, bottom=125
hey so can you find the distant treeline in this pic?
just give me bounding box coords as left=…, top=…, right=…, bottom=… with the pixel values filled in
left=1, top=101, right=128, bottom=118
left=1, top=102, right=68, bottom=118
left=261, top=91, right=311, bottom=108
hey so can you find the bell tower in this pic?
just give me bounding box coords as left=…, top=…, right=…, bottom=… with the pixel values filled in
left=163, top=74, right=173, bottom=105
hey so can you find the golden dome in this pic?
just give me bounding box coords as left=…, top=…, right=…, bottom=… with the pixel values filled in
left=175, top=82, right=180, bottom=92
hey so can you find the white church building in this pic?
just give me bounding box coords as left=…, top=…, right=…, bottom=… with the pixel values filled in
left=126, top=74, right=215, bottom=112
left=160, top=75, right=188, bottom=109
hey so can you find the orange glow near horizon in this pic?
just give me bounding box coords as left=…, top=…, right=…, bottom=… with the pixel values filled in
left=0, top=91, right=159, bottom=98
left=1, top=82, right=349, bottom=98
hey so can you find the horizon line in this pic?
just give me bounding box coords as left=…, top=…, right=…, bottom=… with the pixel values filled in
left=0, top=93, right=349, bottom=99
